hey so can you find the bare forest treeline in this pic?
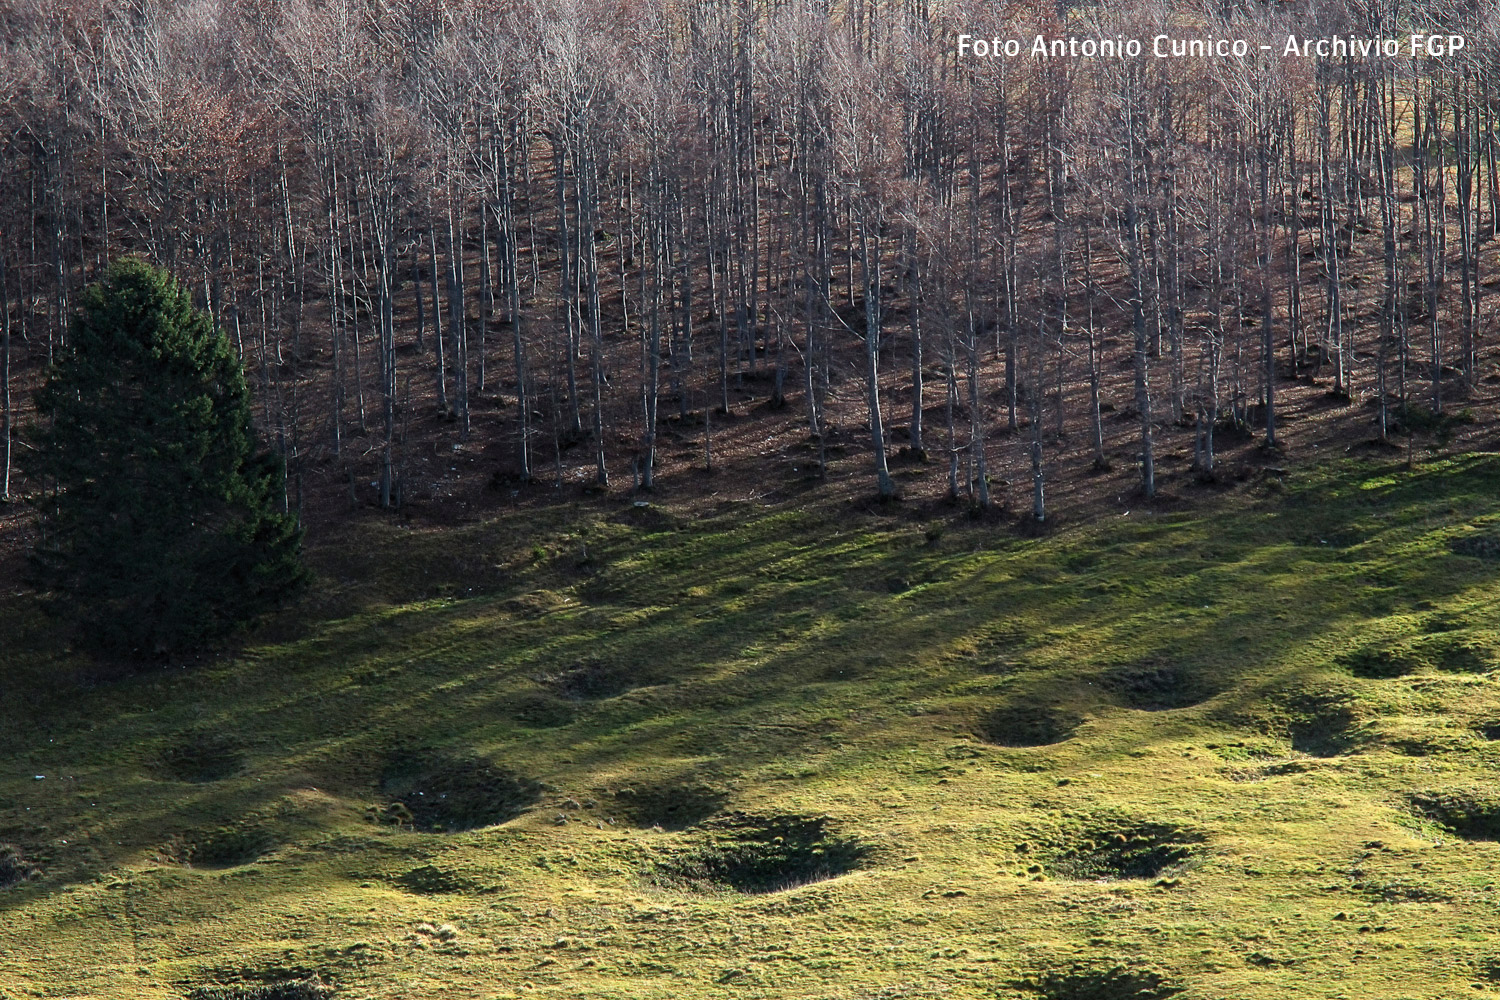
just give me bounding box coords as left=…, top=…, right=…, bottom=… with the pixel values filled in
left=1, top=0, right=1499, bottom=521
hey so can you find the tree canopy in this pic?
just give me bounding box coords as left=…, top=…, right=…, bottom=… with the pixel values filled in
left=24, top=258, right=304, bottom=656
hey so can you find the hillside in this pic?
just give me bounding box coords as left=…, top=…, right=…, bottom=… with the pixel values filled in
left=3, top=452, right=1500, bottom=999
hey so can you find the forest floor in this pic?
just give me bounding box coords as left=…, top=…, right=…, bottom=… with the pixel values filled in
left=3, top=440, right=1500, bottom=998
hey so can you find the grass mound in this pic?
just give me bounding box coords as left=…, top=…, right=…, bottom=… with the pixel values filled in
left=391, top=864, right=481, bottom=895
left=651, top=813, right=873, bottom=893
left=1340, top=636, right=1493, bottom=678
left=1338, top=646, right=1423, bottom=679
left=1409, top=789, right=1500, bottom=840
left=0, top=843, right=39, bottom=888
left=542, top=659, right=661, bottom=700
left=1451, top=530, right=1500, bottom=560
left=158, top=730, right=245, bottom=782
left=378, top=751, right=541, bottom=832
left=1354, top=879, right=1452, bottom=903
left=1420, top=635, right=1493, bottom=673
left=505, top=690, right=577, bottom=728
left=186, top=982, right=330, bottom=1000
left=978, top=703, right=1083, bottom=747
left=1012, top=961, right=1182, bottom=999
left=1098, top=660, right=1217, bottom=711
left=609, top=782, right=728, bottom=830
left=1283, top=689, right=1363, bottom=756
left=176, top=824, right=277, bottom=868
left=1049, top=822, right=1203, bottom=881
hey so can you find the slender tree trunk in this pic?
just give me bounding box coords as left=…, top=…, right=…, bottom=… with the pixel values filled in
left=860, top=200, right=893, bottom=499
left=446, top=174, right=469, bottom=439
left=908, top=240, right=924, bottom=457
left=1, top=251, right=9, bottom=501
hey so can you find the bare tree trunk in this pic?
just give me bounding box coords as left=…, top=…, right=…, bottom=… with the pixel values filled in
left=642, top=161, right=663, bottom=490
left=326, top=144, right=344, bottom=455
left=554, top=135, right=582, bottom=436
left=908, top=237, right=924, bottom=457
left=1125, top=76, right=1155, bottom=499
left=497, top=120, right=530, bottom=481
left=1257, top=91, right=1277, bottom=448
left=446, top=172, right=470, bottom=440
left=1, top=250, right=9, bottom=501
left=579, top=130, right=608, bottom=487
left=860, top=200, right=894, bottom=499
left=1083, top=208, right=1104, bottom=468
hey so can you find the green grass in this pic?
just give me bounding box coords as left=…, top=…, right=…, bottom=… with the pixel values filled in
left=3, top=455, right=1500, bottom=998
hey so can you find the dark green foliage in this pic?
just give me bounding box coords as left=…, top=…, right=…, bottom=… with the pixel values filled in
left=1421, top=635, right=1492, bottom=673
left=1395, top=406, right=1476, bottom=448
left=23, top=259, right=304, bottom=656
left=506, top=690, right=577, bottom=728
left=1283, top=689, right=1362, bottom=756
left=1451, top=529, right=1500, bottom=560
left=543, top=658, right=662, bottom=700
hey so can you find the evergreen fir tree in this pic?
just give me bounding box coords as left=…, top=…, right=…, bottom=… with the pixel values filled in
left=23, top=259, right=304, bottom=656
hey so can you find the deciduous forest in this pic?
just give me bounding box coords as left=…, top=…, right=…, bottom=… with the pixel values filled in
left=3, top=0, right=1498, bottom=521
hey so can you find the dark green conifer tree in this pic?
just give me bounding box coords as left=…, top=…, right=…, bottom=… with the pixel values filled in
left=23, top=259, right=304, bottom=656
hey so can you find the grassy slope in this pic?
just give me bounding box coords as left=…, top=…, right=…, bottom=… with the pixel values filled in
left=2, top=455, right=1500, bottom=999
